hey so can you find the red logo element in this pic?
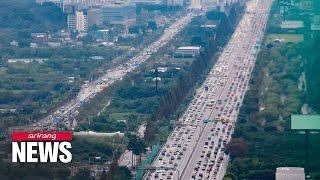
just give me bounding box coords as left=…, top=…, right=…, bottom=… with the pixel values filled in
left=12, top=132, right=72, bottom=141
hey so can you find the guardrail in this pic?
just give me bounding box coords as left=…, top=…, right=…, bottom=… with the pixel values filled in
left=136, top=142, right=161, bottom=180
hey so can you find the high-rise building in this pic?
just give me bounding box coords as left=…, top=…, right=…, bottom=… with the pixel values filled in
left=76, top=11, right=88, bottom=32
left=87, top=8, right=102, bottom=27
left=201, top=0, right=219, bottom=9
left=68, top=11, right=88, bottom=32
left=67, top=14, right=77, bottom=30
left=190, top=0, right=202, bottom=9
left=101, top=6, right=136, bottom=25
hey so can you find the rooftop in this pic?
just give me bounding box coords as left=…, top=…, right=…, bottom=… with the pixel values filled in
left=281, top=21, right=304, bottom=29
left=276, top=167, right=305, bottom=173
left=177, top=46, right=201, bottom=50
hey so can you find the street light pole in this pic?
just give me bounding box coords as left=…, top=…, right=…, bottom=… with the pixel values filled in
left=155, top=68, right=159, bottom=92
left=305, top=130, right=310, bottom=177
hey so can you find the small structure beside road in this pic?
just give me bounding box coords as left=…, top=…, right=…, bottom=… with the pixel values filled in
left=276, top=167, right=305, bottom=180
left=174, top=46, right=201, bottom=58
left=74, top=130, right=124, bottom=137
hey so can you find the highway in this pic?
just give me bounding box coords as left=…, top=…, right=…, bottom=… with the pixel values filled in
left=144, top=0, right=272, bottom=179
left=24, top=12, right=197, bottom=131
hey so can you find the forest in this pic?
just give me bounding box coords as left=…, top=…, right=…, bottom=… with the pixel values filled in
left=225, top=42, right=320, bottom=179
left=305, top=36, right=320, bottom=112
left=225, top=2, right=320, bottom=177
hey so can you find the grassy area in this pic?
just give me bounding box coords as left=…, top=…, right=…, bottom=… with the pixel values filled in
left=71, top=136, right=126, bottom=164
left=0, top=47, right=120, bottom=128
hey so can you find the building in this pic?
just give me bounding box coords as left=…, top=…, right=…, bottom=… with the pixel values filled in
left=92, top=29, right=110, bottom=40
left=7, top=58, right=48, bottom=63
left=167, top=0, right=183, bottom=6
left=202, top=0, right=219, bottom=9
left=51, top=0, right=64, bottom=10
left=101, top=6, right=136, bottom=25
left=190, top=0, right=202, bottom=9
left=64, top=4, right=77, bottom=14
left=280, top=21, right=304, bottom=29
left=175, top=46, right=201, bottom=57
left=48, top=42, right=62, bottom=48
left=131, top=0, right=161, bottom=5
left=36, top=0, right=64, bottom=11
left=74, top=131, right=124, bottom=137
left=87, top=8, right=102, bottom=26
left=276, top=167, right=305, bottom=180
left=56, top=30, right=72, bottom=41
left=299, top=0, right=313, bottom=11
left=31, top=33, right=48, bottom=45
left=10, top=40, right=19, bottom=47
left=30, top=43, right=38, bottom=48
left=68, top=14, right=77, bottom=30
left=68, top=11, right=88, bottom=32
left=76, top=11, right=88, bottom=32
left=311, top=15, right=320, bottom=31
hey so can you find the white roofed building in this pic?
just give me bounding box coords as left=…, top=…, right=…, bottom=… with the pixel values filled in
left=276, top=167, right=305, bottom=180
left=175, top=46, right=201, bottom=57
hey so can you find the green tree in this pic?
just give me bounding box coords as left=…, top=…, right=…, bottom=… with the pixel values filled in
left=106, top=162, right=132, bottom=180
left=226, top=138, right=248, bottom=158
left=127, top=134, right=147, bottom=167
left=148, top=21, right=157, bottom=30
left=72, top=168, right=92, bottom=180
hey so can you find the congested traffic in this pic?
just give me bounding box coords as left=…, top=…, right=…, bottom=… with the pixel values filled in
left=144, top=0, right=272, bottom=179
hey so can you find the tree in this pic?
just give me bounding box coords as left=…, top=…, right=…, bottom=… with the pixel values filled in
left=191, top=36, right=202, bottom=46
left=106, top=162, right=132, bottom=180
left=144, top=120, right=156, bottom=142
left=127, top=134, right=147, bottom=167
left=100, top=169, right=107, bottom=180
left=129, top=25, right=140, bottom=34
left=148, top=21, right=157, bottom=31
left=206, top=10, right=223, bottom=20
left=225, top=138, right=248, bottom=158
left=54, top=167, right=71, bottom=178
left=72, top=168, right=92, bottom=180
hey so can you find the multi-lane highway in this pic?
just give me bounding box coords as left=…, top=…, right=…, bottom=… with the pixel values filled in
left=144, top=0, right=272, bottom=179
left=25, top=12, right=197, bottom=131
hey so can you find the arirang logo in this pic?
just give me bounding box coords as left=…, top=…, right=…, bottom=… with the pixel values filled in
left=26, top=132, right=57, bottom=140
left=11, top=132, right=72, bottom=163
